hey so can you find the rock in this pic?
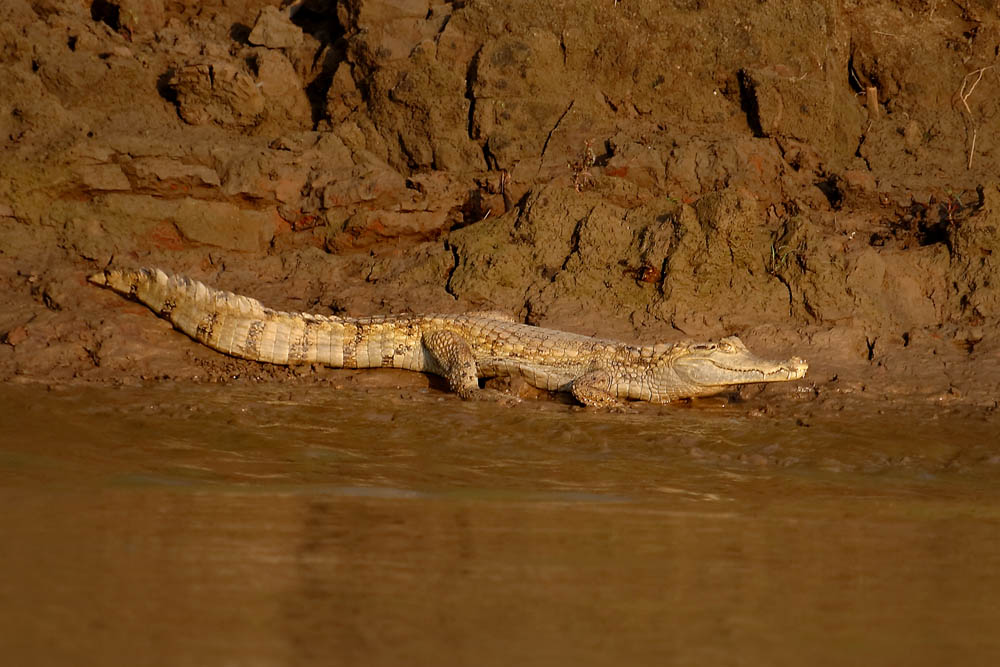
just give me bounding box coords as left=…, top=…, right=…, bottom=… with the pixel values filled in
left=471, top=30, right=572, bottom=168
left=325, top=62, right=363, bottom=125
left=63, top=217, right=116, bottom=264
left=338, top=0, right=430, bottom=27
left=660, top=188, right=791, bottom=332
left=217, top=150, right=311, bottom=210
left=948, top=183, right=1000, bottom=320
left=127, top=157, right=220, bottom=190
left=2, top=326, right=29, bottom=347
left=336, top=0, right=436, bottom=63
left=93, top=0, right=166, bottom=37
left=78, top=164, right=131, bottom=191
left=172, top=199, right=276, bottom=252
left=327, top=208, right=450, bottom=251
left=154, top=18, right=200, bottom=57
left=604, top=139, right=665, bottom=198
left=405, top=170, right=468, bottom=211
left=169, top=62, right=264, bottom=127
left=253, top=50, right=311, bottom=126
left=272, top=164, right=309, bottom=205
left=320, top=161, right=409, bottom=210
left=841, top=169, right=876, bottom=194
left=248, top=6, right=303, bottom=49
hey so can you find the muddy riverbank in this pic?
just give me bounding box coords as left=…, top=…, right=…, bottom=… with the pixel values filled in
left=2, top=0, right=1000, bottom=413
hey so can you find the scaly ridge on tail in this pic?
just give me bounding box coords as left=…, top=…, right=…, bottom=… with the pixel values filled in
left=88, top=267, right=349, bottom=366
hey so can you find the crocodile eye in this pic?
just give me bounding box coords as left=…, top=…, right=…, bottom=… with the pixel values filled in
left=718, top=341, right=734, bottom=352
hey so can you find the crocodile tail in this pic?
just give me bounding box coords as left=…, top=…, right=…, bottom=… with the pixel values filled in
left=89, top=267, right=348, bottom=367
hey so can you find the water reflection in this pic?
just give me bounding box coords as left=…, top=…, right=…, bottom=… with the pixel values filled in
left=1, top=383, right=999, bottom=665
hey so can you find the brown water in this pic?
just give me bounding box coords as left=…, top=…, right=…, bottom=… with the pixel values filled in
left=1, top=382, right=999, bottom=666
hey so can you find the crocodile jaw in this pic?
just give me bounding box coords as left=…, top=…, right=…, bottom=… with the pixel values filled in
left=668, top=336, right=808, bottom=395
left=675, top=356, right=809, bottom=386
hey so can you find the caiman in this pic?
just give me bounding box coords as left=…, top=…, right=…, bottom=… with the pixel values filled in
left=89, top=267, right=808, bottom=407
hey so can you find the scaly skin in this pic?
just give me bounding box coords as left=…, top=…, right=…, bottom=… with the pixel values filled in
left=89, top=267, right=808, bottom=406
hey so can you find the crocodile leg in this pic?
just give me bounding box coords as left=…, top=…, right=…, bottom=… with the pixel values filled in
left=570, top=369, right=621, bottom=408
left=422, top=330, right=480, bottom=399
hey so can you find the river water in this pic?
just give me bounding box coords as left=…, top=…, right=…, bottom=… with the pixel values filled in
left=2, top=381, right=999, bottom=666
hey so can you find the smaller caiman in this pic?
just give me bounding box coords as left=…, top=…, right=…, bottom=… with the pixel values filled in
left=90, top=267, right=808, bottom=407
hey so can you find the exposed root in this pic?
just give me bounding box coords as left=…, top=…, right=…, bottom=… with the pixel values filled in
left=957, top=65, right=997, bottom=170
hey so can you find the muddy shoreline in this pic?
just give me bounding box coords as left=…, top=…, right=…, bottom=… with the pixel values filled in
left=1, top=1, right=999, bottom=415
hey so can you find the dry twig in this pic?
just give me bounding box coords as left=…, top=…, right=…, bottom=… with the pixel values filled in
left=958, top=65, right=996, bottom=169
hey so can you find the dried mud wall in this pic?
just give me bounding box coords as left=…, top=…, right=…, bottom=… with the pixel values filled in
left=1, top=0, right=999, bottom=400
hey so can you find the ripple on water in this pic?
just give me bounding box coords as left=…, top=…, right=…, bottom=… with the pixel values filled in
left=2, top=382, right=1000, bottom=665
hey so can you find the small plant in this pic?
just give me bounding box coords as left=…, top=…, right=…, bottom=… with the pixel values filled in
left=942, top=189, right=963, bottom=226
left=767, top=243, right=800, bottom=274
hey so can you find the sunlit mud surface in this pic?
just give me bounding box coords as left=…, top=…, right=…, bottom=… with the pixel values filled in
left=2, top=382, right=999, bottom=666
